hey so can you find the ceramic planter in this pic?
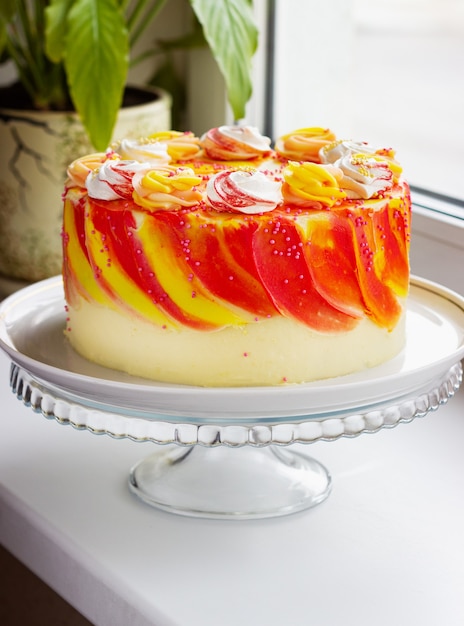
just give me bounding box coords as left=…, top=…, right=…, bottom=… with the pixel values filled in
left=0, top=86, right=171, bottom=293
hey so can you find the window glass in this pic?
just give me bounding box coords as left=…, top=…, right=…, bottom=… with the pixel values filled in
left=353, top=0, right=464, bottom=201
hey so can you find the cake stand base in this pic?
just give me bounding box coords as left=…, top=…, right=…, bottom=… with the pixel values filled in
left=129, top=444, right=332, bottom=519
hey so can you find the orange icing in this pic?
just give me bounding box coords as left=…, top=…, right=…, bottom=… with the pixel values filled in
left=275, top=127, right=337, bottom=162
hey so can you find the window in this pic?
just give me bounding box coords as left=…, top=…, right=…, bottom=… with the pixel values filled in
left=352, top=0, right=464, bottom=203
left=261, top=0, right=463, bottom=291
left=351, top=0, right=463, bottom=292
left=266, top=0, right=463, bottom=202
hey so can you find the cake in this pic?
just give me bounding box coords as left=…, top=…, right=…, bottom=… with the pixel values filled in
left=62, top=126, right=411, bottom=386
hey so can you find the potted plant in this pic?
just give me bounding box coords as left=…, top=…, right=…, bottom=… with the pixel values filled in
left=0, top=0, right=258, bottom=287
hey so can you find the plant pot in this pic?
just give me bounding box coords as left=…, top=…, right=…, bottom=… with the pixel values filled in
left=0, top=85, right=171, bottom=294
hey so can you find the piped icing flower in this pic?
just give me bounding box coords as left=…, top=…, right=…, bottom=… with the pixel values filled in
left=67, top=153, right=111, bottom=187
left=207, top=169, right=282, bottom=214
left=320, top=139, right=402, bottom=181
left=335, top=153, right=394, bottom=199
left=148, top=131, right=203, bottom=161
left=274, top=127, right=337, bottom=162
left=111, top=137, right=171, bottom=164
left=74, top=128, right=405, bottom=210
left=282, top=161, right=346, bottom=209
left=86, top=159, right=149, bottom=200
left=201, top=125, right=272, bottom=160
left=132, top=166, right=203, bottom=211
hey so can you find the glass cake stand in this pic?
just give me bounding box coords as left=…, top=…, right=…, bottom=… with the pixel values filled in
left=1, top=276, right=464, bottom=519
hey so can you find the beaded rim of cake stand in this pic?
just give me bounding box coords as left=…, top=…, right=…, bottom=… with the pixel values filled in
left=9, top=361, right=462, bottom=447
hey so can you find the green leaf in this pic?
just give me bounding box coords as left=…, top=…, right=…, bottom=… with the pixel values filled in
left=45, top=0, right=76, bottom=62
left=0, top=21, right=7, bottom=61
left=64, top=0, right=129, bottom=150
left=0, top=0, right=17, bottom=22
left=190, top=0, right=258, bottom=120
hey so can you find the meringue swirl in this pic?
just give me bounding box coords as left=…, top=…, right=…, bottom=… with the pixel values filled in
left=320, top=139, right=402, bottom=181
left=207, top=169, right=282, bottom=214
left=86, top=160, right=149, bottom=201
left=202, top=126, right=272, bottom=160
left=336, top=153, right=394, bottom=199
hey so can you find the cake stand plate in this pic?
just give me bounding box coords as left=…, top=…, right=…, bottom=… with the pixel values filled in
left=1, top=276, right=464, bottom=519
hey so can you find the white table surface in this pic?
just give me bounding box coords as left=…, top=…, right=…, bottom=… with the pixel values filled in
left=1, top=349, right=463, bottom=626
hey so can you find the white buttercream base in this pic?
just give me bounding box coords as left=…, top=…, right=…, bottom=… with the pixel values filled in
left=66, top=297, right=406, bottom=387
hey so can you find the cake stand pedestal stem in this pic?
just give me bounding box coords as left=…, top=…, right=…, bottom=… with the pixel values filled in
left=129, top=444, right=332, bottom=519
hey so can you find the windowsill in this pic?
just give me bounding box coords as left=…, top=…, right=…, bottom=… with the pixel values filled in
left=1, top=348, right=464, bottom=626
left=411, top=198, right=463, bottom=293
left=412, top=204, right=464, bottom=251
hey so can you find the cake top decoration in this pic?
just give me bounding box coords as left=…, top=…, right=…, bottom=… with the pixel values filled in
left=66, top=125, right=404, bottom=212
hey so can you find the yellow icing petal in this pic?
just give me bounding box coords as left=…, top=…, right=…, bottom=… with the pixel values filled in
left=283, top=161, right=346, bottom=206
left=148, top=131, right=203, bottom=161
left=136, top=216, right=247, bottom=327
left=63, top=192, right=112, bottom=306
left=140, top=170, right=173, bottom=193
left=142, top=168, right=202, bottom=193
left=85, top=210, right=175, bottom=328
left=133, top=167, right=204, bottom=211
left=148, top=131, right=184, bottom=141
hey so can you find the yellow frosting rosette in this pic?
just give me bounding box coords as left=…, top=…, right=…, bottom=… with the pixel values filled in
left=275, top=127, right=337, bottom=162
left=148, top=131, right=203, bottom=162
left=132, top=166, right=204, bottom=211
left=67, top=152, right=117, bottom=187
left=282, top=161, right=346, bottom=208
